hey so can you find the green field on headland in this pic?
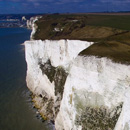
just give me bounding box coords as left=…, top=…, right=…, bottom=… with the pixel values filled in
left=34, top=14, right=130, bottom=64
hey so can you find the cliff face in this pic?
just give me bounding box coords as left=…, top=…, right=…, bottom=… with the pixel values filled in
left=25, top=39, right=130, bottom=130
left=26, top=16, right=41, bottom=39
left=25, top=39, right=93, bottom=122
left=56, top=56, right=130, bottom=130
left=24, top=16, right=130, bottom=130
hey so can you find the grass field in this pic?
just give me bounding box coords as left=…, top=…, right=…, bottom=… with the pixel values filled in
left=84, top=15, right=130, bottom=31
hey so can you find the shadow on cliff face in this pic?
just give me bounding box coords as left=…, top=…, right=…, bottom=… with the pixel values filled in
left=74, top=91, right=123, bottom=130
left=76, top=104, right=122, bottom=130
left=39, top=59, right=68, bottom=118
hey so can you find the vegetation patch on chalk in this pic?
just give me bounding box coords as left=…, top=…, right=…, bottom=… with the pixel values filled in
left=76, top=103, right=123, bottom=130
left=39, top=60, right=68, bottom=118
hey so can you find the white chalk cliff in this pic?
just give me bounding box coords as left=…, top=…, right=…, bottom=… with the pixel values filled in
left=24, top=19, right=130, bottom=130
left=26, top=16, right=41, bottom=39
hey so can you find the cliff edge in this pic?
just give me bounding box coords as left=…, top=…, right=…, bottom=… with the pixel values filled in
left=25, top=15, right=130, bottom=130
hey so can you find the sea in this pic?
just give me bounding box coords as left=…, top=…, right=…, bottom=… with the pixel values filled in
left=0, top=27, right=52, bottom=130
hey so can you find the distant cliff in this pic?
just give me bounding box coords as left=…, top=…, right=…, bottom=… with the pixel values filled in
left=25, top=15, right=130, bottom=130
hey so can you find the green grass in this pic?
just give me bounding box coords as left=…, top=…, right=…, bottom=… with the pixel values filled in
left=85, top=15, right=130, bottom=31
left=80, top=40, right=130, bottom=64
left=34, top=14, right=130, bottom=41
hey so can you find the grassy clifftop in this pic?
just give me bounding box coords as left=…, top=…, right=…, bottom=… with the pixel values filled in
left=34, top=14, right=130, bottom=64
left=34, top=14, right=130, bottom=41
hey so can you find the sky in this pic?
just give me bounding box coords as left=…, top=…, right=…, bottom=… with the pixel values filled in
left=0, top=0, right=130, bottom=14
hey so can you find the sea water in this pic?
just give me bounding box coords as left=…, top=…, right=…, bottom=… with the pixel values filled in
left=0, top=28, right=51, bottom=130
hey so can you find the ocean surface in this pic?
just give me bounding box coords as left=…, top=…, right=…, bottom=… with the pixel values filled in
left=0, top=28, right=51, bottom=130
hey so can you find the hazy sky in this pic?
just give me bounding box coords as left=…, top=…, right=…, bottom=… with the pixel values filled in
left=0, top=0, right=130, bottom=14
